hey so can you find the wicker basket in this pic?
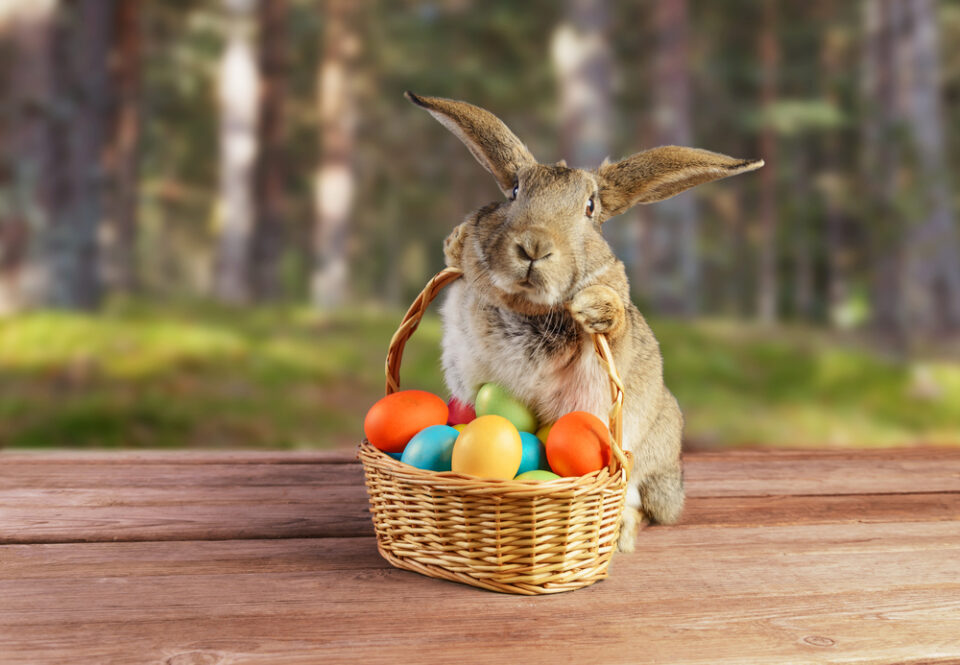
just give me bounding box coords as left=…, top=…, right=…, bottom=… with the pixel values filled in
left=358, top=267, right=632, bottom=595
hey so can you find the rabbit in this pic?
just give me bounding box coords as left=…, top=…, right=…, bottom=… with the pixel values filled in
left=405, top=92, right=762, bottom=551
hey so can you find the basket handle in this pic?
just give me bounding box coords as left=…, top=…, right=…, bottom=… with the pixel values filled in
left=384, top=266, right=630, bottom=477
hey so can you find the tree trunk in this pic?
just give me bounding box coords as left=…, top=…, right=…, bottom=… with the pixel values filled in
left=819, top=1, right=849, bottom=327
left=213, top=0, right=259, bottom=304
left=0, top=3, right=55, bottom=313
left=102, top=0, right=142, bottom=295
left=311, top=0, right=359, bottom=309
left=862, top=0, right=903, bottom=339
left=720, top=185, right=748, bottom=317
left=862, top=0, right=960, bottom=342
left=551, top=0, right=625, bottom=258
left=792, top=150, right=814, bottom=319
left=250, top=0, right=288, bottom=301
left=645, top=0, right=698, bottom=316
left=42, top=0, right=113, bottom=309
left=756, top=0, right=778, bottom=323
left=552, top=0, right=614, bottom=168
left=899, top=0, right=960, bottom=335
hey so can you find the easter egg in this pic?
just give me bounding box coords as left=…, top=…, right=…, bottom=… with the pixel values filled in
left=452, top=415, right=522, bottom=480
left=387, top=452, right=403, bottom=460
left=452, top=424, right=466, bottom=432
left=535, top=423, right=553, bottom=444
left=364, top=390, right=448, bottom=453
left=400, top=425, right=458, bottom=472
left=475, top=383, right=538, bottom=433
left=516, top=432, right=548, bottom=475
left=447, top=397, right=476, bottom=426
left=545, top=411, right=611, bottom=477
left=515, top=469, right=562, bottom=482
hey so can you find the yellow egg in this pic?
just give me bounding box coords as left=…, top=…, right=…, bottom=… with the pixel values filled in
left=535, top=423, right=554, bottom=444
left=452, top=415, right=522, bottom=480
left=452, top=424, right=466, bottom=432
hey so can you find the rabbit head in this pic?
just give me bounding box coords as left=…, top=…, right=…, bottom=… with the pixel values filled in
left=405, top=92, right=763, bottom=316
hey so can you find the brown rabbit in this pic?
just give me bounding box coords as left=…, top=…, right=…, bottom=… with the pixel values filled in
left=406, top=92, right=762, bottom=550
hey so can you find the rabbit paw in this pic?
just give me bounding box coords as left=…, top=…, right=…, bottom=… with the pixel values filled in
left=618, top=506, right=647, bottom=552
left=569, top=285, right=625, bottom=336
left=443, top=223, right=468, bottom=269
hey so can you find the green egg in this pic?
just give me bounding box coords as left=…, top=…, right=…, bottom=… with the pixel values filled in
left=474, top=383, right=539, bottom=433
left=515, top=469, right=561, bottom=482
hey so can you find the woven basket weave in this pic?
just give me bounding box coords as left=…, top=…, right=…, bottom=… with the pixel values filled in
left=358, top=267, right=631, bottom=595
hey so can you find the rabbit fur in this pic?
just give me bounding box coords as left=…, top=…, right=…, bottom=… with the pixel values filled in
left=406, top=92, right=762, bottom=551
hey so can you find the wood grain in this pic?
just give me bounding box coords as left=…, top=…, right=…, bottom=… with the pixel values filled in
left=0, top=462, right=370, bottom=543
left=3, top=445, right=957, bottom=464
left=0, top=449, right=359, bottom=464
left=2, top=524, right=959, bottom=664
left=3, top=451, right=959, bottom=543
left=2, top=449, right=959, bottom=664
left=683, top=450, right=960, bottom=496
left=4, top=486, right=959, bottom=544
left=0, top=461, right=366, bottom=488
left=680, top=492, right=960, bottom=527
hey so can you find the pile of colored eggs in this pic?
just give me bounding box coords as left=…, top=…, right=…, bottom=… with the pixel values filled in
left=364, top=383, right=611, bottom=482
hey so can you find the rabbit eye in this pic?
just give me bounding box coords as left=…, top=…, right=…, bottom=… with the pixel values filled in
left=511, top=183, right=519, bottom=200
left=585, top=196, right=595, bottom=218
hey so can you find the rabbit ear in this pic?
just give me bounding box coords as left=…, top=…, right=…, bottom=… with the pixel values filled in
left=405, top=92, right=536, bottom=195
left=597, top=146, right=763, bottom=220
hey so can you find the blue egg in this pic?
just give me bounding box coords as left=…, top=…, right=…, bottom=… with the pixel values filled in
left=387, top=452, right=404, bottom=460
left=400, top=425, right=459, bottom=472
left=517, top=431, right=548, bottom=475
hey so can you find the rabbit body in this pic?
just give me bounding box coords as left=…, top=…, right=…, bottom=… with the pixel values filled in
left=440, top=208, right=684, bottom=550
left=406, top=92, right=761, bottom=550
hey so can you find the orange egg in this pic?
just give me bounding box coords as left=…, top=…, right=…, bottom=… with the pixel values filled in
left=545, top=411, right=611, bottom=477
left=364, top=390, right=448, bottom=453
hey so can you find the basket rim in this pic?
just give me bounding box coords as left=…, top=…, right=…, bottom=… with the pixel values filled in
left=358, top=439, right=628, bottom=494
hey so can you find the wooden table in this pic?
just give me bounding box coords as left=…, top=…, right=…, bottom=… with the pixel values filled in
left=2, top=447, right=959, bottom=664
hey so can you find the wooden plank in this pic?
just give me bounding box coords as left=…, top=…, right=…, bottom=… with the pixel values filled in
left=3, top=455, right=959, bottom=543
left=0, top=461, right=367, bottom=543
left=2, top=601, right=958, bottom=665
left=5, top=449, right=960, bottom=496
left=680, top=492, right=960, bottom=528
left=3, top=521, right=959, bottom=582
left=684, top=446, right=960, bottom=460
left=5, top=486, right=960, bottom=545
left=684, top=450, right=960, bottom=497
left=3, top=445, right=957, bottom=464
left=0, top=462, right=365, bottom=489
left=0, top=487, right=372, bottom=544
left=0, top=449, right=358, bottom=464
left=2, top=521, right=959, bottom=664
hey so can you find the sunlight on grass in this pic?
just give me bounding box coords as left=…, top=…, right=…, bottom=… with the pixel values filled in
left=654, top=319, right=960, bottom=449
left=1, top=305, right=958, bottom=449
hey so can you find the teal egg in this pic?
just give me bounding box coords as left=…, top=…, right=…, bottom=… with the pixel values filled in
left=387, top=452, right=403, bottom=460
left=400, top=425, right=459, bottom=472
left=517, top=432, right=547, bottom=475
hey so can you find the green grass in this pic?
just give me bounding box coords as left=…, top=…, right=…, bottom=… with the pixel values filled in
left=0, top=301, right=445, bottom=449
left=1, top=302, right=959, bottom=450
left=657, top=320, right=960, bottom=448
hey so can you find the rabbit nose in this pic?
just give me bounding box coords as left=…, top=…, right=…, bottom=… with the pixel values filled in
left=515, top=233, right=554, bottom=263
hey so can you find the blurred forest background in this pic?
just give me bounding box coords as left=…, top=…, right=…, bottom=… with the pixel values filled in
left=1, top=0, right=960, bottom=451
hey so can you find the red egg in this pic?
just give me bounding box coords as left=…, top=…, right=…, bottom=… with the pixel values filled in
left=446, top=397, right=476, bottom=426
left=545, top=411, right=611, bottom=477
left=364, top=390, right=448, bottom=453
